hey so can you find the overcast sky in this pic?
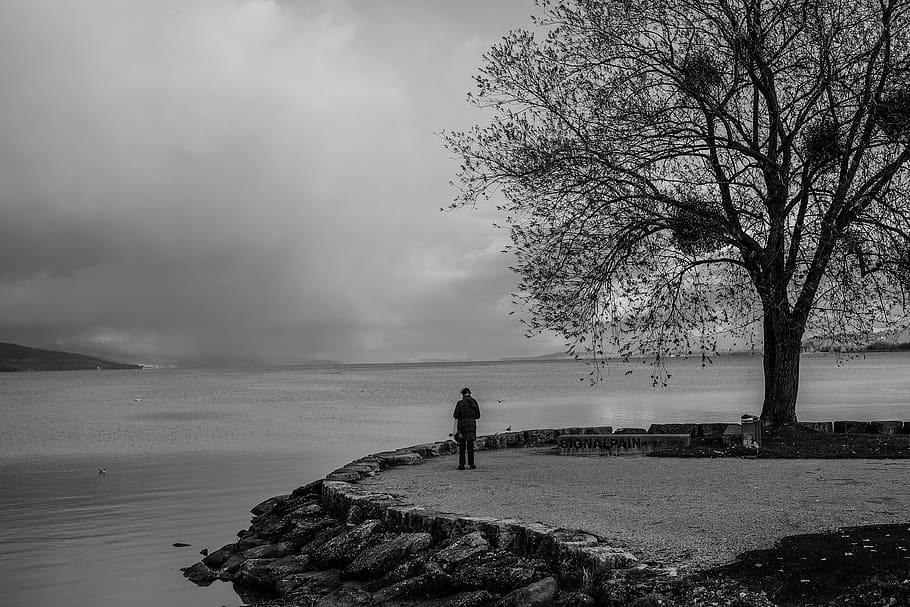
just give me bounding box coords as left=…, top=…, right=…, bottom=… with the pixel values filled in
left=0, top=0, right=569, bottom=366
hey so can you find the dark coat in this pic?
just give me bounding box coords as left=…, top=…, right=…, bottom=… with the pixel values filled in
left=453, top=396, right=481, bottom=441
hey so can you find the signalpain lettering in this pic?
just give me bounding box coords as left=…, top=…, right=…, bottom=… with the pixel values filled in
left=558, top=436, right=643, bottom=451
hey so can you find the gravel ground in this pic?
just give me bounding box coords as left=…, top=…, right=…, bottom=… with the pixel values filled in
left=358, top=449, right=910, bottom=572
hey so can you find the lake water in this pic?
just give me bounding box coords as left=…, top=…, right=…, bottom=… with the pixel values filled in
left=1, top=353, right=909, bottom=607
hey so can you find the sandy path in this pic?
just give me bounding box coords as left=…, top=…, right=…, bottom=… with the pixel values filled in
left=358, top=449, right=910, bottom=571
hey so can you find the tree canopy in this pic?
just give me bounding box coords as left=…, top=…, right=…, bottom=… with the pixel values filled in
left=447, top=0, right=910, bottom=426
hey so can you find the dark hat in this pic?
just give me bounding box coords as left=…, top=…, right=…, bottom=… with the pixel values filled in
left=461, top=387, right=471, bottom=396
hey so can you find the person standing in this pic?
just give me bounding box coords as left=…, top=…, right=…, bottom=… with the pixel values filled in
left=452, top=387, right=481, bottom=470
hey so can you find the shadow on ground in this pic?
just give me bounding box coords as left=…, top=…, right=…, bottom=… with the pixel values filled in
left=714, top=524, right=910, bottom=606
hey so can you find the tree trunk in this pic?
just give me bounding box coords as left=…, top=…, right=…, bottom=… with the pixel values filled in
left=760, top=308, right=803, bottom=429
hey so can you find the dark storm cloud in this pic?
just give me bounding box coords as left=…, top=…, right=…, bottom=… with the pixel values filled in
left=0, top=0, right=554, bottom=365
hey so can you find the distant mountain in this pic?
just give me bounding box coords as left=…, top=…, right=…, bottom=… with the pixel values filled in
left=501, top=351, right=578, bottom=361
left=0, top=342, right=142, bottom=372
left=802, top=327, right=910, bottom=353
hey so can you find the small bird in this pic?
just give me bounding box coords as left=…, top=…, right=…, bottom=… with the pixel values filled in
left=200, top=548, right=209, bottom=556
left=98, top=468, right=107, bottom=475
left=505, top=426, right=512, bottom=431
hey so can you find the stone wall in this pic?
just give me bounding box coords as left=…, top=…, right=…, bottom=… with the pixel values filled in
left=182, top=420, right=909, bottom=606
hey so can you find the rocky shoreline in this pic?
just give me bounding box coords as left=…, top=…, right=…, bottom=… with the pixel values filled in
left=182, top=429, right=645, bottom=606
left=182, top=425, right=910, bottom=606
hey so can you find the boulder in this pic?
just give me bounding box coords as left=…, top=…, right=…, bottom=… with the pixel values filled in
left=437, top=590, right=497, bottom=607
left=365, top=558, right=425, bottom=592
left=235, top=535, right=268, bottom=550
left=372, top=564, right=454, bottom=602
left=251, top=494, right=291, bottom=517
left=201, top=543, right=237, bottom=569
left=292, top=479, right=323, bottom=497
left=345, top=505, right=365, bottom=526
left=372, top=451, right=423, bottom=468
left=238, top=554, right=314, bottom=586
left=181, top=561, right=217, bottom=586
left=451, top=550, right=549, bottom=594
left=243, top=541, right=296, bottom=560
left=627, top=592, right=671, bottom=607
left=313, top=586, right=374, bottom=607
left=280, top=568, right=342, bottom=596
left=298, top=524, right=346, bottom=555
left=325, top=470, right=362, bottom=483
left=235, top=558, right=276, bottom=585
left=288, top=517, right=341, bottom=547
left=218, top=542, right=295, bottom=578
left=409, top=442, right=456, bottom=458
left=311, top=520, right=384, bottom=569
left=494, top=576, right=558, bottom=607
left=554, top=591, right=596, bottom=606
left=344, top=532, right=433, bottom=579
left=434, top=531, right=490, bottom=569
left=250, top=514, right=294, bottom=539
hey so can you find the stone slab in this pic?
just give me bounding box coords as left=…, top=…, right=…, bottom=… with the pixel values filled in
left=557, top=434, right=690, bottom=456
left=799, top=421, right=834, bottom=433
left=870, top=421, right=903, bottom=435
left=647, top=423, right=698, bottom=436
left=834, top=421, right=871, bottom=434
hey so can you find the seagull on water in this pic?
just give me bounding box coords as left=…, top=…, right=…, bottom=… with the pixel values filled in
left=98, top=468, right=107, bottom=475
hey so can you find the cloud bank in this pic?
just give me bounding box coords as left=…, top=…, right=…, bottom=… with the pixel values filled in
left=0, top=0, right=560, bottom=365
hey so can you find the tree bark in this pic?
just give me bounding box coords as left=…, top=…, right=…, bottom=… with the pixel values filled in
left=760, top=308, right=803, bottom=429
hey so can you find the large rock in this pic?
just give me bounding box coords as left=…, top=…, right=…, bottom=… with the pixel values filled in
left=451, top=550, right=549, bottom=594
left=372, top=451, right=423, bottom=468
left=181, top=561, right=217, bottom=586
left=372, top=563, right=453, bottom=602
left=237, top=554, right=314, bottom=586
left=344, top=532, right=433, bottom=579
left=288, top=517, right=342, bottom=547
left=313, top=585, right=374, bottom=607
left=218, top=542, right=295, bottom=578
left=311, top=520, right=384, bottom=569
left=434, top=531, right=490, bottom=569
left=298, top=524, right=346, bottom=555
left=494, top=576, right=558, bottom=607
left=280, top=569, right=342, bottom=596
left=554, top=591, right=596, bottom=606
left=436, top=590, right=497, bottom=607
left=201, top=543, right=237, bottom=569
left=250, top=514, right=294, bottom=539
left=235, top=558, right=276, bottom=585
left=250, top=494, right=292, bottom=517
left=365, top=558, right=425, bottom=592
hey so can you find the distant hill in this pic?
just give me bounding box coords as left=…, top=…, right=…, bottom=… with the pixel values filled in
left=0, top=342, right=142, bottom=372
left=802, top=327, right=910, bottom=353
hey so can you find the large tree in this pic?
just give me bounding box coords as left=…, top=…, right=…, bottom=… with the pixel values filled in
left=448, top=0, right=910, bottom=428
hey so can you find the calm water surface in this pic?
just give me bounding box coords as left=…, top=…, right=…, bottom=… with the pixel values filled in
left=1, top=354, right=908, bottom=607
